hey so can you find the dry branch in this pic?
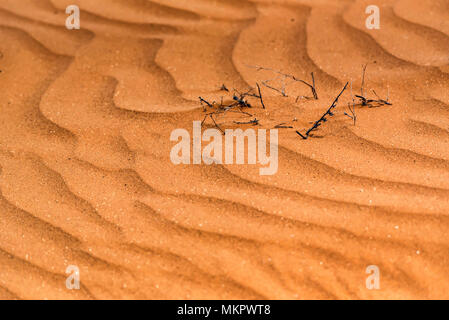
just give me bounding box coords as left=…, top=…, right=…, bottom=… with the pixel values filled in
left=296, top=82, right=348, bottom=139
left=246, top=65, right=318, bottom=100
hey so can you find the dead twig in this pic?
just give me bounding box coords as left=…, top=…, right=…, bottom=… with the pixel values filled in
left=275, top=123, right=293, bottom=129
left=296, top=82, right=349, bottom=139
left=209, top=114, right=225, bottom=135
left=234, top=118, right=259, bottom=125
left=344, top=80, right=357, bottom=125
left=256, top=83, right=266, bottom=109
left=361, top=64, right=367, bottom=98
left=311, top=72, right=318, bottom=99
left=372, top=89, right=392, bottom=105
left=344, top=103, right=357, bottom=126
left=262, top=78, right=287, bottom=97
left=199, top=96, right=214, bottom=111
left=233, top=96, right=252, bottom=108
left=355, top=64, right=392, bottom=107
left=247, top=64, right=318, bottom=100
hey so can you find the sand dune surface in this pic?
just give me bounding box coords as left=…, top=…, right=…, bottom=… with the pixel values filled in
left=0, top=0, right=448, bottom=299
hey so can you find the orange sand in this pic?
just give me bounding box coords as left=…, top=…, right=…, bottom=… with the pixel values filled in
left=0, top=0, right=448, bottom=299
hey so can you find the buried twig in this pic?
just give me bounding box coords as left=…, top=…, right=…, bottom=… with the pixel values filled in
left=372, top=89, right=392, bottom=106
left=344, top=80, right=357, bottom=125
left=296, top=95, right=315, bottom=102
left=275, top=123, right=293, bottom=129
left=233, top=94, right=252, bottom=108
left=201, top=113, right=209, bottom=126
left=344, top=103, right=357, bottom=126
left=247, top=64, right=318, bottom=100
left=234, top=118, right=259, bottom=125
left=311, top=72, right=318, bottom=99
left=199, top=84, right=263, bottom=133
left=296, top=82, right=349, bottom=140
left=208, top=114, right=225, bottom=135
left=234, top=107, right=253, bottom=117
left=354, top=64, right=392, bottom=107
left=262, top=77, right=287, bottom=97
left=356, top=64, right=369, bottom=106
left=361, top=64, right=367, bottom=98
left=256, top=83, right=266, bottom=109
left=199, top=96, right=214, bottom=111
left=231, top=87, right=257, bottom=108
left=354, top=91, right=392, bottom=107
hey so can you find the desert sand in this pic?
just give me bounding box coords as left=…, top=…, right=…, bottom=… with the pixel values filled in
left=0, top=0, right=448, bottom=299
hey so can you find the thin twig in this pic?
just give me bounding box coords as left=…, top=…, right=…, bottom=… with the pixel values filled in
left=234, top=118, right=259, bottom=125
left=344, top=103, right=357, bottom=126
left=262, top=79, right=287, bottom=97
left=372, top=89, right=392, bottom=105
left=199, top=96, right=214, bottom=111
left=201, top=114, right=209, bottom=126
left=247, top=64, right=318, bottom=99
left=275, top=123, right=293, bottom=129
left=344, top=80, right=357, bottom=125
left=354, top=64, right=392, bottom=107
left=296, top=82, right=349, bottom=140
left=311, top=72, right=318, bottom=100
left=233, top=95, right=252, bottom=108
left=361, top=64, right=367, bottom=97
left=209, top=114, right=225, bottom=135
left=256, top=83, right=266, bottom=109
